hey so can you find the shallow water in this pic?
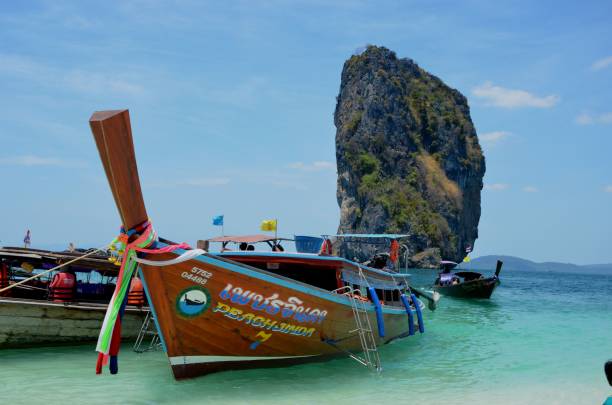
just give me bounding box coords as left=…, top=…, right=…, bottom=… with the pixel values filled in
left=1, top=269, right=611, bottom=404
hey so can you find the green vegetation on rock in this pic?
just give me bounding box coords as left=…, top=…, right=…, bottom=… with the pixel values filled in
left=334, top=45, right=485, bottom=267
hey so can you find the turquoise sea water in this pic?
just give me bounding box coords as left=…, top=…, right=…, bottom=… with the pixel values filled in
left=1, top=269, right=611, bottom=404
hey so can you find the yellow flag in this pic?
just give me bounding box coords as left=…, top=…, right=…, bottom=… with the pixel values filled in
left=463, top=256, right=471, bottom=263
left=260, top=219, right=277, bottom=231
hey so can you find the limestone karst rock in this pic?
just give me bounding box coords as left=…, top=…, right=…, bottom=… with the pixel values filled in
left=334, top=46, right=485, bottom=267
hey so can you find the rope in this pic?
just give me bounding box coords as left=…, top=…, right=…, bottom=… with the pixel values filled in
left=10, top=284, right=50, bottom=292
left=134, top=248, right=206, bottom=266
left=95, top=221, right=192, bottom=375
left=0, top=244, right=110, bottom=294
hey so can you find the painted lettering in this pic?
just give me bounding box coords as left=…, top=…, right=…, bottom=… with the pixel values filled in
left=219, top=283, right=328, bottom=324
left=213, top=303, right=318, bottom=339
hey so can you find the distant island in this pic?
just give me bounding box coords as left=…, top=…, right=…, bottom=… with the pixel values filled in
left=458, top=255, right=612, bottom=275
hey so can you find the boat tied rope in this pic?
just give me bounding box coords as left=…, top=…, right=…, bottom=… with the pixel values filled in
left=95, top=220, right=194, bottom=375
left=0, top=245, right=111, bottom=294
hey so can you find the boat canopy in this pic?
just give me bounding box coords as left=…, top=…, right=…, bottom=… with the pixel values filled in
left=323, top=234, right=409, bottom=239
left=0, top=246, right=119, bottom=273
left=440, top=260, right=459, bottom=272
left=207, top=235, right=292, bottom=244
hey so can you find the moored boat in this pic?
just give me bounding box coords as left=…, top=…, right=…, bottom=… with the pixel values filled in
left=0, top=247, right=148, bottom=348
left=433, top=260, right=503, bottom=299
left=89, top=109, right=432, bottom=379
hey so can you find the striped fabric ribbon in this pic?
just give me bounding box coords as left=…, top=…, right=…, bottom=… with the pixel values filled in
left=95, top=221, right=190, bottom=375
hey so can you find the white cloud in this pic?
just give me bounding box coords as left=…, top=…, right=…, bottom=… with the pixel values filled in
left=575, top=111, right=612, bottom=125
left=207, top=76, right=268, bottom=108
left=146, top=177, right=230, bottom=188
left=0, top=54, right=42, bottom=76
left=480, top=131, right=511, bottom=144
left=484, top=183, right=509, bottom=191
left=268, top=180, right=308, bottom=191
left=600, top=112, right=612, bottom=124
left=523, top=186, right=538, bottom=193
left=0, top=53, right=144, bottom=97
left=287, top=161, right=335, bottom=172
left=64, top=70, right=144, bottom=96
left=575, top=113, right=594, bottom=125
left=0, top=155, right=85, bottom=167
left=180, top=178, right=230, bottom=187
left=604, top=185, right=612, bottom=193
left=591, top=56, right=612, bottom=71
left=472, top=82, right=559, bottom=108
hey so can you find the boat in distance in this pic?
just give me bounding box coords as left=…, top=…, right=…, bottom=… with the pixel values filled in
left=89, top=109, right=431, bottom=379
left=433, top=260, right=503, bottom=299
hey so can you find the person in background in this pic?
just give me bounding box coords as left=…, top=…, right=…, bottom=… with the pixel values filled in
left=604, top=360, right=612, bottom=405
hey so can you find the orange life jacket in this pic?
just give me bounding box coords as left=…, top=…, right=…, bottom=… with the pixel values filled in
left=49, top=272, right=76, bottom=302
left=127, top=277, right=145, bottom=306
left=319, top=239, right=333, bottom=256
left=0, top=263, right=9, bottom=296
left=389, top=240, right=400, bottom=263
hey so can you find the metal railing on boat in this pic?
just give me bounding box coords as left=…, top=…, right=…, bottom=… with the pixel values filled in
left=133, top=312, right=162, bottom=353
left=329, top=272, right=381, bottom=372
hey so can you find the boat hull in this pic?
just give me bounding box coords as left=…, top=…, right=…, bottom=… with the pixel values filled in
left=139, top=251, right=419, bottom=379
left=0, top=297, right=148, bottom=349
left=433, top=277, right=500, bottom=299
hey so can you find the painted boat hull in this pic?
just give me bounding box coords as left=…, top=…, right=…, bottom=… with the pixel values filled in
left=139, top=251, right=420, bottom=379
left=433, top=277, right=500, bottom=299
left=0, top=297, right=148, bottom=349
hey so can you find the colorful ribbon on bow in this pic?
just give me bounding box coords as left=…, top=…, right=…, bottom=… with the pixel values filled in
left=95, top=221, right=190, bottom=375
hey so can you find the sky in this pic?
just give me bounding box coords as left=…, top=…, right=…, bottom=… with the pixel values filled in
left=0, top=0, right=611, bottom=264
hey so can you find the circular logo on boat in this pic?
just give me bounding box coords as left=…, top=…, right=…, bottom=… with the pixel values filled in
left=176, top=286, right=211, bottom=317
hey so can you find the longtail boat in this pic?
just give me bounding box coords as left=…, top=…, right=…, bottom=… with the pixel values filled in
left=0, top=247, right=147, bottom=348
left=433, top=260, right=503, bottom=299
left=89, top=109, right=431, bottom=379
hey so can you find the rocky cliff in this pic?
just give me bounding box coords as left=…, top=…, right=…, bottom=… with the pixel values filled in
left=334, top=46, right=485, bottom=267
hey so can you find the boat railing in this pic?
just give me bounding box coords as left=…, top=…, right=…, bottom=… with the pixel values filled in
left=133, top=312, right=162, bottom=353
left=329, top=282, right=381, bottom=372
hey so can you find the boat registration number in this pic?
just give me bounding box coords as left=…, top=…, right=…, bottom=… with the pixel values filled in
left=181, top=266, right=213, bottom=286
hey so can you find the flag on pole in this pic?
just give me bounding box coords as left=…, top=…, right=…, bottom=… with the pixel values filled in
left=260, top=219, right=277, bottom=232
left=463, top=244, right=472, bottom=262
left=23, top=229, right=31, bottom=247
left=212, top=215, right=224, bottom=226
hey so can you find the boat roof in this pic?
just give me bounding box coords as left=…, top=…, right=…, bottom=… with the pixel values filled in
left=324, top=234, right=409, bottom=239
left=440, top=260, right=459, bottom=265
left=207, top=234, right=292, bottom=243
left=217, top=250, right=411, bottom=279
left=0, top=246, right=118, bottom=273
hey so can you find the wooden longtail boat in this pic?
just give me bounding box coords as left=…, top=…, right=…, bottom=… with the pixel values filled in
left=89, top=109, right=429, bottom=379
left=433, top=260, right=503, bottom=299
left=0, top=247, right=147, bottom=348
left=0, top=297, right=146, bottom=349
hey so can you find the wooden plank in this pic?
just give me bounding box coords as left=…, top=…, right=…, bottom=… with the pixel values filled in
left=89, top=110, right=148, bottom=231
left=0, top=299, right=146, bottom=348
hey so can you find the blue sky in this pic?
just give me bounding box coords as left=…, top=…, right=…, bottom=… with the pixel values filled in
left=1, top=1, right=611, bottom=264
